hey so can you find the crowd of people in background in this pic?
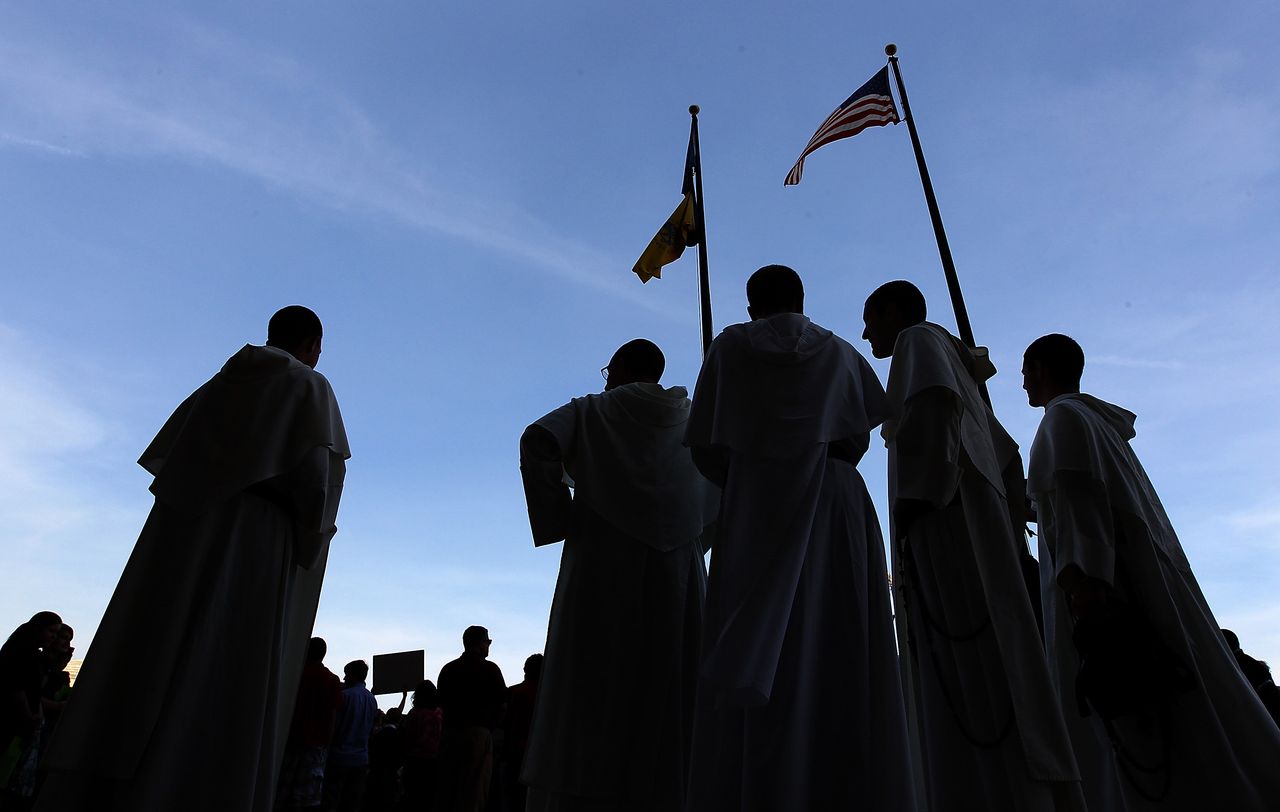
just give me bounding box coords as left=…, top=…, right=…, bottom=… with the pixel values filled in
left=5, top=602, right=1278, bottom=812
left=270, top=627, right=541, bottom=812
left=0, top=616, right=547, bottom=812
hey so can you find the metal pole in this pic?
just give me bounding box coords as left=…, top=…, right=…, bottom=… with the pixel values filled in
left=885, top=45, right=990, bottom=405
left=689, top=105, right=714, bottom=357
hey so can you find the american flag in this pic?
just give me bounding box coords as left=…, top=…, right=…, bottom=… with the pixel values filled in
left=784, top=66, right=899, bottom=186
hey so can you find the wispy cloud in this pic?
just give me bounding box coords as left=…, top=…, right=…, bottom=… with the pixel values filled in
left=0, top=24, right=671, bottom=316
left=0, top=324, right=146, bottom=639
left=1089, top=354, right=1187, bottom=371
left=0, top=131, right=84, bottom=157
left=1228, top=505, right=1280, bottom=533
left=1025, top=47, right=1280, bottom=227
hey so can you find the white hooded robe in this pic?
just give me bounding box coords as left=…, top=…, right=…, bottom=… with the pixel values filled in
left=519, top=382, right=716, bottom=812
left=37, top=344, right=349, bottom=812
left=883, top=323, right=1083, bottom=812
left=683, top=314, right=917, bottom=812
left=1030, top=393, right=1280, bottom=811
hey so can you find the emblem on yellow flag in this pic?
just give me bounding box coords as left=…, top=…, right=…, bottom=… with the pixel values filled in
left=632, top=193, right=697, bottom=284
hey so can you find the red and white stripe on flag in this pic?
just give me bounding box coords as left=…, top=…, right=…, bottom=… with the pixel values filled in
left=785, top=66, right=899, bottom=186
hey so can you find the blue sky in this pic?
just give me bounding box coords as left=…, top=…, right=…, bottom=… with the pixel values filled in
left=3, top=1, right=1279, bottom=697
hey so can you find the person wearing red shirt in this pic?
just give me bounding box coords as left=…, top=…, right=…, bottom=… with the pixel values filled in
left=277, top=638, right=342, bottom=810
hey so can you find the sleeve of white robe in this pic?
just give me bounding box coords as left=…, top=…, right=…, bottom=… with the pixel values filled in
left=290, top=444, right=347, bottom=570
left=520, top=422, right=573, bottom=547
left=685, top=337, right=730, bottom=488
left=892, top=386, right=964, bottom=510
left=1040, top=469, right=1117, bottom=589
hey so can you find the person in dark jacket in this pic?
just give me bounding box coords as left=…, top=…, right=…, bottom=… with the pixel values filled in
left=434, top=627, right=505, bottom=812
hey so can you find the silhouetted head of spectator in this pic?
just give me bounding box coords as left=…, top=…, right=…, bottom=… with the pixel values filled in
left=2, top=611, right=64, bottom=658
left=307, top=637, right=328, bottom=664
left=413, top=679, right=440, bottom=710
left=344, top=659, right=370, bottom=685
left=747, top=265, right=804, bottom=320
left=267, top=305, right=324, bottom=369
left=463, top=625, right=492, bottom=658
left=1022, top=333, right=1084, bottom=408
left=1222, top=629, right=1242, bottom=653
left=862, top=280, right=927, bottom=359
left=523, top=653, right=544, bottom=683
left=385, top=708, right=403, bottom=726
left=604, top=339, right=665, bottom=391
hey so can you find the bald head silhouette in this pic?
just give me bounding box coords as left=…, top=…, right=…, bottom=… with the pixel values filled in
left=267, top=305, right=324, bottom=369
left=605, top=339, right=665, bottom=391
left=746, top=265, right=805, bottom=320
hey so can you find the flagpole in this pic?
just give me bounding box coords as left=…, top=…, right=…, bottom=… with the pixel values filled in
left=689, top=105, right=714, bottom=357
left=886, top=46, right=1045, bottom=577
left=884, top=44, right=990, bottom=405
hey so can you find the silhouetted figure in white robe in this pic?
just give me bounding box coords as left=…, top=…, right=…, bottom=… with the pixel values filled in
left=684, top=266, right=916, bottom=812
left=862, top=281, right=1083, bottom=812
left=1024, top=333, right=1280, bottom=811
left=520, top=339, right=715, bottom=812
left=37, top=306, right=349, bottom=812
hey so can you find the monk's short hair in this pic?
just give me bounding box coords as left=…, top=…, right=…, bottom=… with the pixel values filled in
left=609, top=338, right=665, bottom=382
left=1024, top=333, right=1085, bottom=388
left=267, top=305, right=323, bottom=349
left=747, top=265, right=804, bottom=312
left=865, top=280, right=927, bottom=325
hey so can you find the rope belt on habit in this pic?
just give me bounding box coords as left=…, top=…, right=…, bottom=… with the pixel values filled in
left=902, top=530, right=1016, bottom=749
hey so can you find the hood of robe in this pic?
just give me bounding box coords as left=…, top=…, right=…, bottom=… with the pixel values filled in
left=140, top=344, right=351, bottom=515
left=534, top=382, right=716, bottom=552
left=1029, top=393, right=1189, bottom=571
left=882, top=322, right=1018, bottom=496
left=606, top=381, right=693, bottom=428
left=743, top=312, right=834, bottom=362
left=686, top=315, right=885, bottom=460
left=684, top=315, right=886, bottom=707
left=1059, top=392, right=1137, bottom=440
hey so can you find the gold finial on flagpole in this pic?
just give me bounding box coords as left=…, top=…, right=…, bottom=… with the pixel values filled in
left=885, top=43, right=897, bottom=57
left=689, top=104, right=700, bottom=116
